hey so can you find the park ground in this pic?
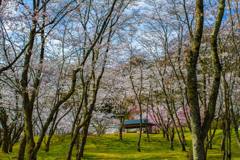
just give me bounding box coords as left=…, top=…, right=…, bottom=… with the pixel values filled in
left=0, top=130, right=240, bottom=160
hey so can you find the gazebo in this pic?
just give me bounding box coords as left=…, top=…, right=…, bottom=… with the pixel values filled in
left=123, top=119, right=155, bottom=133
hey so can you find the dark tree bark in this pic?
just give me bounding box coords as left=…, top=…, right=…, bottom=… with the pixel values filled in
left=170, top=127, right=175, bottom=150
left=119, top=116, right=124, bottom=140
left=0, top=108, right=9, bottom=153
left=222, top=75, right=231, bottom=160
left=1, top=126, right=9, bottom=153
left=76, top=120, right=91, bottom=160
left=18, top=135, right=26, bottom=160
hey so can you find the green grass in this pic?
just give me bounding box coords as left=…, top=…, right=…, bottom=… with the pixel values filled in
left=0, top=130, right=240, bottom=160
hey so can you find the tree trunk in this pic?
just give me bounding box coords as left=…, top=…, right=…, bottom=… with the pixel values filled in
left=8, top=139, right=13, bottom=153
left=24, top=107, right=35, bottom=160
left=233, top=123, right=240, bottom=147
left=45, top=111, right=60, bottom=152
left=0, top=108, right=9, bottom=153
left=171, top=100, right=186, bottom=151
left=67, top=122, right=82, bottom=160
left=18, top=135, right=26, bottom=160
left=45, top=133, right=53, bottom=152
left=0, top=130, right=2, bottom=147
left=137, top=112, right=143, bottom=152
left=146, top=126, right=150, bottom=142
left=2, top=127, right=9, bottom=153
left=76, top=121, right=90, bottom=160
left=223, top=75, right=231, bottom=160
left=208, top=127, right=213, bottom=149
left=191, top=132, right=206, bottom=160
left=170, top=127, right=174, bottom=150
left=221, top=123, right=226, bottom=151
left=162, top=129, right=166, bottom=138
left=186, top=0, right=225, bottom=158
left=231, top=102, right=240, bottom=147
left=119, top=117, right=123, bottom=140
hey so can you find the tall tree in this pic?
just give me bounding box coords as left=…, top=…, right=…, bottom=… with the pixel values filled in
left=185, top=0, right=225, bottom=159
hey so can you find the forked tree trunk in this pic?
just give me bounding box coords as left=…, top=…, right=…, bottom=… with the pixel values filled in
left=186, top=0, right=225, bottom=159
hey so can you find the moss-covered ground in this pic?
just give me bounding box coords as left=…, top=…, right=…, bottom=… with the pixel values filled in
left=0, top=130, right=240, bottom=159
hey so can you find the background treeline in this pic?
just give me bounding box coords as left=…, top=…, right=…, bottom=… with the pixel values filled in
left=0, top=0, right=239, bottom=160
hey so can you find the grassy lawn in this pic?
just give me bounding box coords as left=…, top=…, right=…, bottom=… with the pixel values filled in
left=0, top=130, right=240, bottom=160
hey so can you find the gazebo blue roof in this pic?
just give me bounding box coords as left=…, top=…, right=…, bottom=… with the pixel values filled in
left=124, top=119, right=149, bottom=125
